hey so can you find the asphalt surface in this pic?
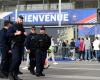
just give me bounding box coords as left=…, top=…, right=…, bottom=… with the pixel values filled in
left=1, top=60, right=100, bottom=80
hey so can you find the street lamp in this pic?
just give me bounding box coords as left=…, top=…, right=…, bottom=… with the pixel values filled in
left=98, top=0, right=100, bottom=8
left=15, top=0, right=19, bottom=20
left=97, top=0, right=100, bottom=23
left=97, top=8, right=100, bottom=23
left=96, top=0, right=100, bottom=36
left=43, top=0, right=45, bottom=10
left=58, top=0, right=61, bottom=27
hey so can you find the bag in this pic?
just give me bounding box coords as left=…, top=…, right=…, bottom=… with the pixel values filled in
left=47, top=49, right=51, bottom=53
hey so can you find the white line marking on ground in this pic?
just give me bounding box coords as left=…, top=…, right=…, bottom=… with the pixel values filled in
left=50, top=67, right=100, bottom=71
left=57, top=62, right=100, bottom=66
left=48, top=74, right=100, bottom=80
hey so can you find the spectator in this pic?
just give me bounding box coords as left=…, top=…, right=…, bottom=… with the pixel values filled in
left=75, top=38, right=80, bottom=60
left=79, top=38, right=85, bottom=60
left=84, top=37, right=91, bottom=61
left=70, top=39, right=75, bottom=60
left=93, top=37, right=100, bottom=62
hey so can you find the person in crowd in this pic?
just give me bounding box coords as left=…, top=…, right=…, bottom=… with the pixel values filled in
left=25, top=26, right=37, bottom=75
left=90, top=38, right=95, bottom=60
left=79, top=38, right=85, bottom=61
left=57, top=39, right=62, bottom=55
left=84, top=37, right=91, bottom=61
left=7, top=15, right=26, bottom=80
left=70, top=39, right=75, bottom=60
left=93, top=37, right=100, bottom=62
left=65, top=40, right=70, bottom=59
left=75, top=38, right=80, bottom=60
left=44, top=37, right=58, bottom=69
left=35, top=26, right=51, bottom=77
left=47, top=37, right=58, bottom=64
left=0, top=20, right=12, bottom=78
left=62, top=40, right=67, bottom=60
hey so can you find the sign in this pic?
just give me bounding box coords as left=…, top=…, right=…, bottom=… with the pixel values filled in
left=21, top=12, right=68, bottom=22
left=14, top=10, right=72, bottom=25
left=3, top=9, right=97, bottom=25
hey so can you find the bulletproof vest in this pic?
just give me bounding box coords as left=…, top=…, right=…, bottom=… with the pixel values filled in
left=38, top=38, right=45, bottom=48
left=38, top=34, right=51, bottom=50
left=13, top=23, right=25, bottom=44
left=30, top=33, right=38, bottom=48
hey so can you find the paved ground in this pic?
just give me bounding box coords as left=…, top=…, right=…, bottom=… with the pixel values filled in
left=1, top=61, right=100, bottom=80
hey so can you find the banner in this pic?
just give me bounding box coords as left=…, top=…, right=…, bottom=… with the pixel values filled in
left=3, top=8, right=96, bottom=25
left=3, top=8, right=97, bottom=36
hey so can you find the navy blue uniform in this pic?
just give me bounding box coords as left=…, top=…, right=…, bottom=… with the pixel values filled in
left=7, top=23, right=26, bottom=75
left=25, top=33, right=38, bottom=74
left=36, top=34, right=51, bottom=76
left=0, top=28, right=11, bottom=76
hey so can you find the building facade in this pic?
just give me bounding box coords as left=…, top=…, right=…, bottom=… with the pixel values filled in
left=0, top=0, right=98, bottom=12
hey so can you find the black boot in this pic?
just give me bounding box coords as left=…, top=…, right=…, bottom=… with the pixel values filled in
left=8, top=73, right=15, bottom=80
left=35, top=73, right=41, bottom=77
left=30, top=70, right=35, bottom=75
left=35, top=73, right=45, bottom=77
left=40, top=73, right=45, bottom=76
left=14, top=75, right=23, bottom=80
left=0, top=71, right=8, bottom=78
left=2, top=71, right=9, bottom=77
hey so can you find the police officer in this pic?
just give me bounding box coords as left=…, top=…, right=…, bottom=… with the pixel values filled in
left=36, top=26, right=51, bottom=77
left=25, top=26, right=37, bottom=75
left=0, top=20, right=12, bottom=78
left=7, top=15, right=26, bottom=80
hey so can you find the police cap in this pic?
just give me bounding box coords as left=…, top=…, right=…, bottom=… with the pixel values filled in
left=18, top=15, right=24, bottom=19
left=4, top=20, right=13, bottom=26
left=40, top=26, right=45, bottom=30
left=31, top=26, right=36, bottom=30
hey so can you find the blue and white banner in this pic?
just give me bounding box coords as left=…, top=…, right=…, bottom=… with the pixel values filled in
left=2, top=8, right=98, bottom=36
left=7, top=10, right=73, bottom=25
left=3, top=9, right=97, bottom=26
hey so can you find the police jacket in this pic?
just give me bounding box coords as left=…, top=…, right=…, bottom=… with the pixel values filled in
left=37, top=34, right=51, bottom=51
left=0, top=28, right=11, bottom=49
left=7, top=23, right=26, bottom=46
left=25, top=33, right=38, bottom=50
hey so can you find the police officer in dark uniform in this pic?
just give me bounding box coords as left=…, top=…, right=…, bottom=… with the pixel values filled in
left=36, top=26, right=51, bottom=77
left=7, top=16, right=26, bottom=80
left=0, top=20, right=12, bottom=78
left=25, top=26, right=37, bottom=75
